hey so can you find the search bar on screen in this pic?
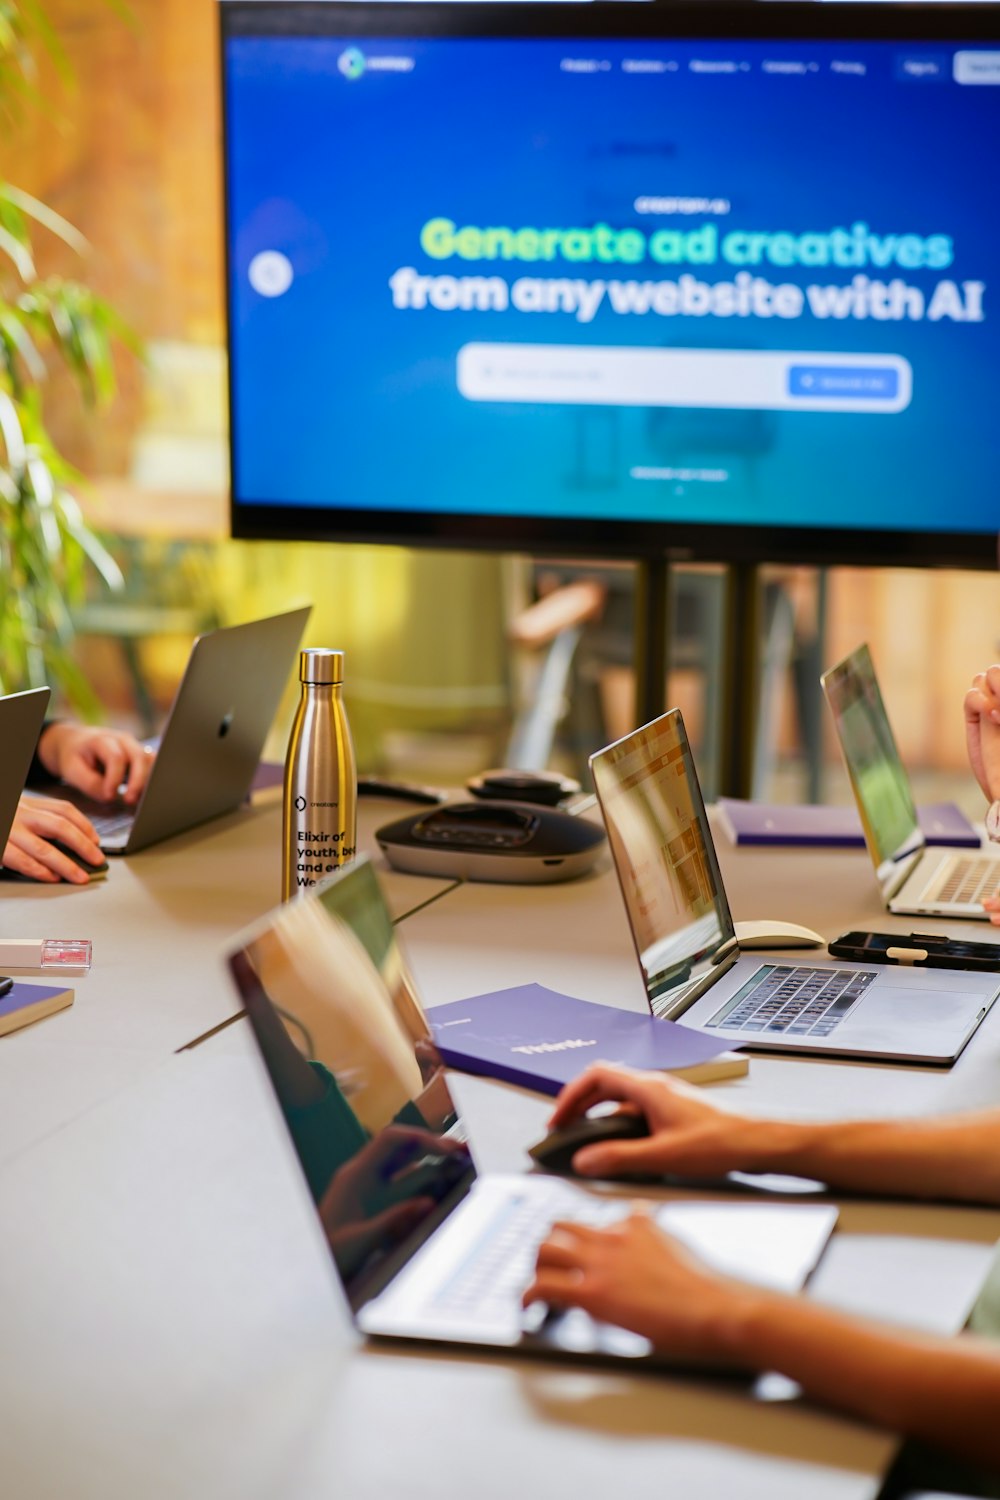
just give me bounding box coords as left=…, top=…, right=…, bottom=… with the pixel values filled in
left=457, top=344, right=912, bottom=413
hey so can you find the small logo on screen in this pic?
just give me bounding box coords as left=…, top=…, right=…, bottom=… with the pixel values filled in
left=338, top=48, right=366, bottom=80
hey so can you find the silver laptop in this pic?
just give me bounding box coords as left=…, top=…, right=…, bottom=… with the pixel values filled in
left=822, top=644, right=1000, bottom=920
left=590, top=710, right=998, bottom=1066
left=0, top=687, right=51, bottom=856
left=57, top=607, right=310, bottom=853
left=225, top=856, right=836, bottom=1364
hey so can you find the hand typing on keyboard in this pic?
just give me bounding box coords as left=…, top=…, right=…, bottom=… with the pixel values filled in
left=34, top=722, right=156, bottom=806
left=520, top=1059, right=1000, bottom=1467
left=2, top=721, right=156, bottom=883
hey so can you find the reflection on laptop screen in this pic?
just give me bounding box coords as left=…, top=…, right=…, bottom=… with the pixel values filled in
left=821, top=644, right=923, bottom=880
left=590, top=711, right=736, bottom=1016
left=228, top=859, right=475, bottom=1307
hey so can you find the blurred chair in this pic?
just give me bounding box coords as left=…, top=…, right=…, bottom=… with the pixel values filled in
left=504, top=573, right=609, bottom=771
left=71, top=536, right=219, bottom=734
left=502, top=562, right=726, bottom=791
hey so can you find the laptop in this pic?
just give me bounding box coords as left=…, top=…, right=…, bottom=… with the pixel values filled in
left=822, top=643, right=1000, bottom=920
left=225, top=856, right=837, bottom=1365
left=53, top=607, right=310, bottom=853
left=0, top=687, right=51, bottom=853
left=590, top=709, right=999, bottom=1066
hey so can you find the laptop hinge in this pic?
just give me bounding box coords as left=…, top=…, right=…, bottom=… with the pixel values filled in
left=652, top=951, right=740, bottom=1020
left=885, top=848, right=925, bottom=899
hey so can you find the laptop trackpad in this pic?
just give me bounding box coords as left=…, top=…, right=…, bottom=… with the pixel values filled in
left=861, top=985, right=989, bottom=1028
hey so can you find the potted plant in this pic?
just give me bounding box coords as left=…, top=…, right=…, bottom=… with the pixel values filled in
left=0, top=3, right=136, bottom=714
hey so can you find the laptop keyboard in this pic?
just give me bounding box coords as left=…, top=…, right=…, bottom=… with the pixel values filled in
left=88, top=809, right=134, bottom=850
left=706, top=965, right=877, bottom=1037
left=923, top=855, right=1000, bottom=907
left=90, top=810, right=134, bottom=838
left=431, top=1186, right=621, bottom=1322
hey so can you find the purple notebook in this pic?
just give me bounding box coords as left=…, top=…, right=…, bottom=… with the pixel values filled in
left=426, top=983, right=745, bottom=1096
left=0, top=982, right=73, bottom=1038
left=716, top=798, right=980, bottom=850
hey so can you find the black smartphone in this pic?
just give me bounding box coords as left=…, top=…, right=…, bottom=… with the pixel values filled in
left=0, top=976, right=13, bottom=998
left=829, top=930, right=1000, bottom=973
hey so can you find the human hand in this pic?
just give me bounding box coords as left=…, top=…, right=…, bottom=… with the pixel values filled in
left=325, top=1194, right=435, bottom=1276
left=318, top=1123, right=462, bottom=1235
left=36, top=723, right=155, bottom=805
left=544, top=1063, right=754, bottom=1180
left=964, top=666, right=1000, bottom=802
left=318, top=1124, right=464, bottom=1272
left=3, top=795, right=104, bottom=884
left=523, top=1211, right=756, bottom=1362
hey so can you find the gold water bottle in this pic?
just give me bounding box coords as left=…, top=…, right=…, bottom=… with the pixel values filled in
left=282, top=648, right=357, bottom=901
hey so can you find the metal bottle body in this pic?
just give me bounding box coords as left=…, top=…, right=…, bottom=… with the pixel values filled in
left=282, top=655, right=357, bottom=902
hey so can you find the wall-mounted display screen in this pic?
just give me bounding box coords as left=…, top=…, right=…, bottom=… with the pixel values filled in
left=222, top=3, right=1000, bottom=564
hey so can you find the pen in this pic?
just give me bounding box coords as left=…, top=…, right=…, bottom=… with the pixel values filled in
left=0, top=938, right=92, bottom=971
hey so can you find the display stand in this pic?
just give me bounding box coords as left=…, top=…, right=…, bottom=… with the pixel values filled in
left=633, top=555, right=761, bottom=800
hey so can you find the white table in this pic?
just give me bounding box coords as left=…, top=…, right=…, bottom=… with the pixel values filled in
left=0, top=796, right=997, bottom=1500
left=0, top=796, right=455, bottom=1170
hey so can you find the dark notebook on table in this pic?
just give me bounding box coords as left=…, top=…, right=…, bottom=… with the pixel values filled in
left=717, top=797, right=979, bottom=850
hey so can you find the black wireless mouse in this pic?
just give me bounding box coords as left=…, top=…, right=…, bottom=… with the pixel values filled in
left=0, top=843, right=109, bottom=883
left=528, top=1112, right=651, bottom=1177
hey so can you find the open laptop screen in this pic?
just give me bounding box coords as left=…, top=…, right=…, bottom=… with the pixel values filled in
left=590, top=711, right=736, bottom=1016
left=0, top=688, right=50, bottom=857
left=228, top=859, right=475, bottom=1307
left=821, top=644, right=924, bottom=892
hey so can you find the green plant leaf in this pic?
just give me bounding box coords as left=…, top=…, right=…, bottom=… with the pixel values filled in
left=0, top=387, right=27, bottom=469
left=0, top=0, right=142, bottom=714
left=0, top=181, right=88, bottom=254
left=0, top=218, right=34, bottom=280
left=59, top=490, right=125, bottom=592
left=0, top=305, right=45, bottom=384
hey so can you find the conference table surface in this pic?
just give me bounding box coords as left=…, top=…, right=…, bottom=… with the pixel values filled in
left=1, top=789, right=999, bottom=1500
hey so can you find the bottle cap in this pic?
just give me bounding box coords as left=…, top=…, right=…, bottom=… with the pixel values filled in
left=299, top=648, right=345, bottom=685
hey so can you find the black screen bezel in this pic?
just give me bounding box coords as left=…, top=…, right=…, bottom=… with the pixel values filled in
left=221, top=1, right=1000, bottom=568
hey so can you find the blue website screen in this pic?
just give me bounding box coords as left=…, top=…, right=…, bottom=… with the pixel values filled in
left=225, top=32, right=1000, bottom=541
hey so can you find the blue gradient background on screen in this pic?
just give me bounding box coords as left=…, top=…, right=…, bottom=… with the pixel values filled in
left=225, top=35, right=1000, bottom=533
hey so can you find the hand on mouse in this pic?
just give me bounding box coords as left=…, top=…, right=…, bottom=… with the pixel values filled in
left=3, top=795, right=104, bottom=884
left=546, top=1063, right=762, bottom=1180
left=35, top=723, right=155, bottom=805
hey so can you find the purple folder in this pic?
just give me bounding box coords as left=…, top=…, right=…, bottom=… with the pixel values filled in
left=716, top=798, right=980, bottom=850
left=426, top=982, right=744, bottom=1096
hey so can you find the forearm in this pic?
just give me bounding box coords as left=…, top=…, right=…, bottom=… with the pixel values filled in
left=720, top=1288, right=1000, bottom=1468
left=33, top=721, right=67, bottom=777
left=737, top=1110, right=1000, bottom=1205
